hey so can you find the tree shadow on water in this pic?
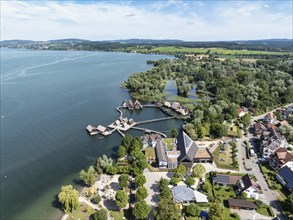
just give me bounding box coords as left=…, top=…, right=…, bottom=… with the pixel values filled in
left=51, top=194, right=62, bottom=210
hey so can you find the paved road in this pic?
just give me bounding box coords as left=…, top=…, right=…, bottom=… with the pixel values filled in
left=231, top=208, right=272, bottom=220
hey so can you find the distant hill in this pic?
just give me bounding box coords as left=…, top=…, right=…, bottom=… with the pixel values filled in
left=1, top=38, right=292, bottom=52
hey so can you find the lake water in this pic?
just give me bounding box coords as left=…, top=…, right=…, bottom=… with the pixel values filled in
left=164, top=80, right=197, bottom=100
left=0, top=49, right=182, bottom=220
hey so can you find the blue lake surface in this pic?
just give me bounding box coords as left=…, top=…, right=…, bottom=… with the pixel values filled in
left=0, top=49, right=182, bottom=220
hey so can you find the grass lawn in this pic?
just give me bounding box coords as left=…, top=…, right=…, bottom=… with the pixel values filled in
left=224, top=208, right=240, bottom=220
left=212, top=144, right=234, bottom=170
left=125, top=46, right=293, bottom=56
left=110, top=209, right=131, bottom=220
left=256, top=206, right=274, bottom=217
left=164, top=138, right=174, bottom=150
left=213, top=185, right=237, bottom=200
left=259, top=163, right=282, bottom=189
left=144, top=147, right=156, bottom=160
left=67, top=202, right=96, bottom=220
left=166, top=95, right=200, bottom=104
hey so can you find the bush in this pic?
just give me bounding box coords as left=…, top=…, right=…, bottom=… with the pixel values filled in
left=91, top=194, right=101, bottom=204
left=186, top=204, right=200, bottom=217
left=92, top=208, right=108, bottom=220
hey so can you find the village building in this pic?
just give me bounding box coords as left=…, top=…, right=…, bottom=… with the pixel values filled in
left=264, top=112, right=277, bottom=124
left=133, top=100, right=143, bottom=110
left=171, top=102, right=180, bottom=111
left=236, top=174, right=260, bottom=200
left=269, top=148, right=293, bottom=171
left=141, top=133, right=162, bottom=148
left=228, top=199, right=257, bottom=210
left=254, top=122, right=268, bottom=137
left=212, top=174, right=242, bottom=186
left=177, top=131, right=213, bottom=169
left=172, top=185, right=208, bottom=203
left=86, top=125, right=98, bottom=135
left=155, top=140, right=168, bottom=169
left=163, top=101, right=172, bottom=108
left=276, top=165, right=293, bottom=192
left=237, top=107, right=248, bottom=117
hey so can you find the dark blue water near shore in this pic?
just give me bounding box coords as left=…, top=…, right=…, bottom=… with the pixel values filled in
left=0, top=49, right=182, bottom=220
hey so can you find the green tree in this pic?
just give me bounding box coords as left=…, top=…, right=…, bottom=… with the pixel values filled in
left=115, top=190, right=128, bottom=209
left=118, top=174, right=129, bottom=189
left=209, top=202, right=224, bottom=220
left=97, top=155, right=113, bottom=169
left=58, top=185, right=79, bottom=212
left=198, top=126, right=208, bottom=139
left=134, top=175, right=146, bottom=187
left=185, top=176, right=195, bottom=187
left=171, top=128, right=179, bottom=138
left=121, top=135, right=133, bottom=151
left=186, top=204, right=200, bottom=217
left=130, top=149, right=148, bottom=176
left=192, top=164, right=206, bottom=178
left=174, top=164, right=186, bottom=179
left=136, top=186, right=148, bottom=201
left=133, top=201, right=151, bottom=219
left=154, top=199, right=181, bottom=220
left=117, top=146, right=127, bottom=158
left=211, top=123, right=228, bottom=138
left=105, top=165, right=117, bottom=175
left=92, top=208, right=108, bottom=220
left=79, top=166, right=98, bottom=186
left=91, top=194, right=101, bottom=204
left=170, top=176, right=180, bottom=186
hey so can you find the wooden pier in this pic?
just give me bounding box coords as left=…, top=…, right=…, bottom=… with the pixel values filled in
left=87, top=102, right=177, bottom=138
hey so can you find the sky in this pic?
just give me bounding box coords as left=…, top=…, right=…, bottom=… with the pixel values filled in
left=1, top=0, right=292, bottom=41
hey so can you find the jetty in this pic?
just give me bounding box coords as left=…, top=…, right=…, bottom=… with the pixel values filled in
left=87, top=101, right=177, bottom=138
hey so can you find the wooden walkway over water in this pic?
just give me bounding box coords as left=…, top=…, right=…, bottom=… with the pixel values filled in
left=88, top=103, right=177, bottom=138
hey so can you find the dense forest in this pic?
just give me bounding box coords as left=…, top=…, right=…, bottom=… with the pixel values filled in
left=125, top=57, right=293, bottom=139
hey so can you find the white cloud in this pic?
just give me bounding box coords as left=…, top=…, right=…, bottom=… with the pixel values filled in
left=0, top=1, right=292, bottom=41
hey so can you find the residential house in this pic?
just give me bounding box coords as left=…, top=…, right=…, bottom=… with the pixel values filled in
left=276, top=165, right=293, bottom=192
left=177, top=131, right=213, bottom=168
left=254, top=122, right=268, bottom=137
left=237, top=174, right=260, bottom=199
left=269, top=148, right=293, bottom=171
left=172, top=185, right=208, bottom=203
left=228, top=199, right=257, bottom=210
left=237, top=107, right=247, bottom=117
left=264, top=112, right=277, bottom=124
left=155, top=140, right=168, bottom=168
left=212, top=174, right=242, bottom=186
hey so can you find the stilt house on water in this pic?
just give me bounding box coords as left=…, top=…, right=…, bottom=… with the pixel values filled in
left=122, top=100, right=143, bottom=110
left=86, top=125, right=98, bottom=135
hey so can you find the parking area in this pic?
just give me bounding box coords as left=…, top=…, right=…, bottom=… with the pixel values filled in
left=143, top=170, right=172, bottom=207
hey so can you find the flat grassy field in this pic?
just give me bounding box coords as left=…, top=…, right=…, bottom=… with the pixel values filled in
left=164, top=138, right=174, bottom=150
left=67, top=202, right=96, bottom=220
left=212, top=144, right=233, bottom=169
left=128, top=46, right=293, bottom=56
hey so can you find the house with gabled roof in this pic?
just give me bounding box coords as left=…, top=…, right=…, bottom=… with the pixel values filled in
left=213, top=174, right=242, bottom=186
left=155, top=140, right=168, bottom=168
left=264, top=112, right=277, bottom=124
left=177, top=131, right=213, bottom=168
left=236, top=174, right=260, bottom=199
left=134, top=100, right=143, bottom=110
left=269, top=148, right=293, bottom=171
